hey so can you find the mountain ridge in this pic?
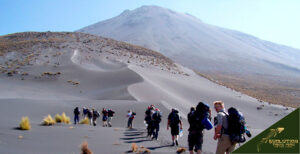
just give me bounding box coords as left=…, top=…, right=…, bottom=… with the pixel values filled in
left=78, top=5, right=300, bottom=76
left=77, top=5, right=300, bottom=107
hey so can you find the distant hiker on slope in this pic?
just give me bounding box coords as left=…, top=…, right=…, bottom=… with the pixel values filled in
left=127, top=110, right=136, bottom=129
left=92, top=108, right=100, bottom=126
left=82, top=107, right=88, bottom=118
left=74, top=107, right=80, bottom=125
left=151, top=108, right=162, bottom=140
left=167, top=108, right=182, bottom=146
left=188, top=102, right=213, bottom=154
left=107, top=109, right=115, bottom=127
left=102, top=108, right=108, bottom=127
left=87, top=108, right=93, bottom=126
left=145, top=105, right=155, bottom=137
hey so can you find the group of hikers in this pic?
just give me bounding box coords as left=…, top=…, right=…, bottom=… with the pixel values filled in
left=142, top=101, right=251, bottom=154
left=73, top=101, right=251, bottom=154
left=73, top=107, right=115, bottom=127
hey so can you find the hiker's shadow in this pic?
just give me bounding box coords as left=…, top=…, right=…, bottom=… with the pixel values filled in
left=147, top=144, right=173, bottom=150
left=124, top=139, right=151, bottom=143
left=122, top=128, right=148, bottom=143
left=120, top=136, right=146, bottom=140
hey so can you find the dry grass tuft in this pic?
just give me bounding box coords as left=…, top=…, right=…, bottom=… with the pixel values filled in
left=55, top=113, right=70, bottom=124
left=177, top=147, right=186, bottom=153
left=21, top=72, right=28, bottom=76
left=137, top=145, right=151, bottom=154
left=61, top=112, right=70, bottom=124
left=80, top=117, right=90, bottom=125
left=55, top=114, right=62, bottom=123
left=131, top=143, right=138, bottom=152
left=81, top=141, right=93, bottom=154
left=19, top=116, right=31, bottom=130
left=42, top=115, right=56, bottom=126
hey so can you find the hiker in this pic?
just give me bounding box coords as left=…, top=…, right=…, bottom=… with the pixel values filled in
left=107, top=109, right=115, bottom=127
left=82, top=107, right=88, bottom=118
left=214, top=101, right=236, bottom=154
left=151, top=108, right=162, bottom=140
left=127, top=110, right=136, bottom=129
left=74, top=107, right=80, bottom=125
left=102, top=108, right=108, bottom=127
left=145, top=105, right=155, bottom=137
left=92, top=108, right=100, bottom=126
left=167, top=108, right=182, bottom=146
left=87, top=108, right=93, bottom=126
left=188, top=102, right=213, bottom=154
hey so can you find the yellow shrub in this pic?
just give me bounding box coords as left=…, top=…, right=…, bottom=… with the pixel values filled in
left=61, top=112, right=70, bottom=124
left=19, top=117, right=31, bottom=130
left=42, top=115, right=56, bottom=126
left=55, top=114, right=62, bottom=123
left=80, top=117, right=90, bottom=125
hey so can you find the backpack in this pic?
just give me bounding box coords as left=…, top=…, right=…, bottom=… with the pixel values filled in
left=196, top=102, right=211, bottom=120
left=108, top=110, right=115, bottom=117
left=130, top=112, right=136, bottom=119
left=87, top=110, right=93, bottom=118
left=145, top=109, right=152, bottom=122
left=188, top=102, right=213, bottom=131
left=152, top=112, right=161, bottom=123
left=194, top=102, right=213, bottom=130
left=93, top=111, right=100, bottom=118
left=225, top=107, right=246, bottom=143
left=74, top=107, right=80, bottom=115
left=169, top=111, right=180, bottom=126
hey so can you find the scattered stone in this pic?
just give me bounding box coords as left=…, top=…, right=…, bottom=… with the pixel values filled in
left=257, top=106, right=263, bottom=110
left=113, top=141, right=121, bottom=145
left=7, top=72, right=13, bottom=76
left=18, top=135, right=23, bottom=139
left=22, top=72, right=28, bottom=76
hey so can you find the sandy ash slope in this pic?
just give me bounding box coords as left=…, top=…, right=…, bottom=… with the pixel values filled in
left=0, top=32, right=294, bottom=154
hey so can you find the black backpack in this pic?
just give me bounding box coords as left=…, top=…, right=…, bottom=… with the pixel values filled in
left=196, top=102, right=211, bottom=120
left=108, top=110, right=115, bottom=117
left=169, top=111, right=180, bottom=126
left=93, top=111, right=100, bottom=118
left=74, top=107, right=80, bottom=115
left=145, top=109, right=152, bottom=122
left=188, top=102, right=211, bottom=131
left=152, top=112, right=161, bottom=123
left=226, top=107, right=246, bottom=143
left=87, top=110, right=93, bottom=118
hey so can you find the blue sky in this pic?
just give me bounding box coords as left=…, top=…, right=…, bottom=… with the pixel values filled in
left=0, top=0, right=299, bottom=49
